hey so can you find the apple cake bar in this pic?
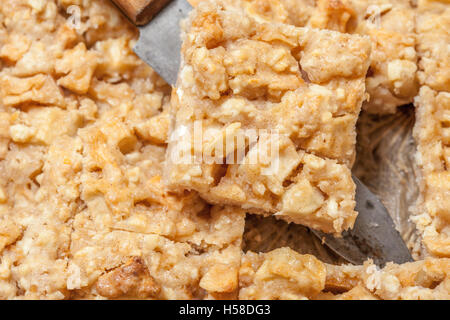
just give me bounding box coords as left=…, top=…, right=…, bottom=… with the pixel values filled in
left=283, top=0, right=419, bottom=114
left=0, top=0, right=449, bottom=301
left=69, top=107, right=245, bottom=299
left=165, top=0, right=371, bottom=235
left=348, top=0, right=418, bottom=114
left=412, top=0, right=450, bottom=258
left=191, top=0, right=418, bottom=114
left=0, top=0, right=245, bottom=299
left=239, top=247, right=450, bottom=300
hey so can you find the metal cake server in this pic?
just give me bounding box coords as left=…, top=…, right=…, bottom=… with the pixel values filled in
left=111, top=0, right=192, bottom=85
left=312, top=176, right=412, bottom=266
left=111, top=0, right=413, bottom=266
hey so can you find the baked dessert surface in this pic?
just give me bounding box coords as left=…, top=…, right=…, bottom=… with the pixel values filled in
left=0, top=0, right=244, bottom=299
left=412, top=0, right=450, bottom=258
left=0, top=0, right=449, bottom=300
left=240, top=247, right=450, bottom=300
left=164, top=0, right=372, bottom=235
left=293, top=0, right=418, bottom=114
left=70, top=110, right=245, bottom=299
left=416, top=0, right=450, bottom=94
left=349, top=0, right=418, bottom=114
left=196, top=0, right=418, bottom=114
left=413, top=88, right=450, bottom=258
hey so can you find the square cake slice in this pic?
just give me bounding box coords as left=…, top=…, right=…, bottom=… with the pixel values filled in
left=164, top=0, right=371, bottom=235
left=273, top=0, right=419, bottom=114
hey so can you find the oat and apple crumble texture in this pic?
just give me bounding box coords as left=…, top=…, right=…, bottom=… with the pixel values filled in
left=240, top=247, right=450, bottom=300
left=165, top=0, right=371, bottom=235
left=412, top=0, right=450, bottom=258
left=0, top=0, right=449, bottom=300
left=346, top=0, right=418, bottom=114
left=193, top=0, right=418, bottom=114
left=0, top=0, right=244, bottom=299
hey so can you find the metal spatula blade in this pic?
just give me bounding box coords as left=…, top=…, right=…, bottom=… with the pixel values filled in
left=134, top=0, right=192, bottom=86
left=111, top=0, right=413, bottom=266
left=312, top=176, right=413, bottom=266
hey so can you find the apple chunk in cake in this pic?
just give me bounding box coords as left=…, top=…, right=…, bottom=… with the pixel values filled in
left=164, top=1, right=371, bottom=235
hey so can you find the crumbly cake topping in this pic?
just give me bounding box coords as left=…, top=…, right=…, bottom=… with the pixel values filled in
left=193, top=0, right=418, bottom=114
left=0, top=0, right=449, bottom=300
left=349, top=0, right=418, bottom=114
left=0, top=0, right=244, bottom=299
left=256, top=0, right=418, bottom=114
left=413, top=87, right=450, bottom=257
left=291, top=0, right=419, bottom=114
left=239, top=248, right=327, bottom=299
left=164, top=0, right=371, bottom=235
left=412, top=0, right=450, bottom=258
left=416, top=0, right=450, bottom=93
left=240, top=247, right=450, bottom=300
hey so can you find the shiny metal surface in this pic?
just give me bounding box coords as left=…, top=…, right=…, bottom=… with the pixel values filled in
left=134, top=0, right=191, bottom=86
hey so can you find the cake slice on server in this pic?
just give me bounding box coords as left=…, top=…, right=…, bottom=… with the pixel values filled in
left=412, top=0, right=450, bottom=258
left=164, top=0, right=371, bottom=235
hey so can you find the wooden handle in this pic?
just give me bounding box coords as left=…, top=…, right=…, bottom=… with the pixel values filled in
left=112, top=0, right=172, bottom=25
